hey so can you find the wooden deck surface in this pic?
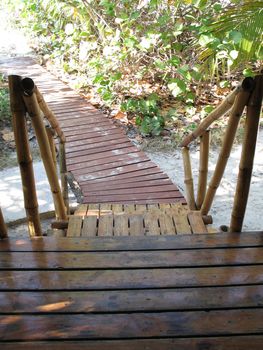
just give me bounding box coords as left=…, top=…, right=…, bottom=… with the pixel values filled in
left=1, top=231, right=263, bottom=348
left=0, top=57, right=185, bottom=204
left=67, top=203, right=210, bottom=236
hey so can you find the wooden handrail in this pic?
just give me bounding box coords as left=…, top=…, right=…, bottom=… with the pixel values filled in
left=180, top=77, right=254, bottom=147
left=21, top=78, right=67, bottom=221
left=0, top=207, right=8, bottom=239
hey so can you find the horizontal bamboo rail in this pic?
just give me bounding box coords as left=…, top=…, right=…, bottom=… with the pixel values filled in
left=21, top=78, right=67, bottom=221
left=9, top=75, right=42, bottom=237
left=201, top=78, right=255, bottom=215
left=182, top=147, right=196, bottom=210
left=230, top=75, right=263, bottom=232
left=0, top=207, right=8, bottom=239
left=180, top=82, right=252, bottom=148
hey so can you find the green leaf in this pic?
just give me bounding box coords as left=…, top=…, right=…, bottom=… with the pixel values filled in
left=229, top=31, right=243, bottom=44
left=243, top=68, right=255, bottom=78
left=199, top=34, right=215, bottom=47
left=168, top=78, right=186, bottom=97
left=169, top=57, right=180, bottom=67
left=111, top=72, right=122, bottom=81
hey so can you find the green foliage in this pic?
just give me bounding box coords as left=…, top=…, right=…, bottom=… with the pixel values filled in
left=5, top=0, right=262, bottom=136
left=121, top=95, right=164, bottom=136
left=0, top=75, right=10, bottom=124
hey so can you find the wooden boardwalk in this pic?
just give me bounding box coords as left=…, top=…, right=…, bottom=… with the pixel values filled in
left=0, top=57, right=185, bottom=205
left=1, top=232, right=263, bottom=348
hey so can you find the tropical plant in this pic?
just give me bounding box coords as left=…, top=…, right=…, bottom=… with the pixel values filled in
left=4, top=0, right=262, bottom=136
left=198, top=0, right=263, bottom=77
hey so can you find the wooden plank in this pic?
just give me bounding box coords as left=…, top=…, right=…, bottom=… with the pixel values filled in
left=100, top=204, right=112, bottom=212
left=66, top=133, right=127, bottom=149
left=66, top=129, right=123, bottom=142
left=114, top=214, right=129, bottom=236
left=60, top=116, right=107, bottom=128
left=123, top=204, right=135, bottom=214
left=98, top=214, right=114, bottom=236
left=2, top=232, right=263, bottom=252
left=66, top=147, right=140, bottom=166
left=55, top=110, right=104, bottom=120
left=83, top=191, right=183, bottom=203
left=67, top=216, right=83, bottom=237
left=188, top=211, right=208, bottom=234
left=81, top=216, right=97, bottom=237
left=111, top=204, right=123, bottom=214
left=66, top=142, right=132, bottom=159
left=1, top=309, right=263, bottom=340
left=80, top=179, right=173, bottom=192
left=170, top=203, right=192, bottom=234
left=72, top=157, right=150, bottom=176
left=68, top=153, right=147, bottom=172
left=2, top=285, right=263, bottom=314
left=1, top=265, right=262, bottom=290
left=1, top=337, right=263, bottom=350
left=135, top=205, right=147, bottom=213
left=87, top=204, right=100, bottom=216
left=144, top=211, right=160, bottom=235
left=158, top=212, right=176, bottom=235
left=74, top=204, right=88, bottom=217
left=86, top=185, right=178, bottom=197
left=66, top=138, right=131, bottom=154
left=129, top=215, right=145, bottom=235
left=159, top=203, right=172, bottom=210
left=80, top=169, right=166, bottom=185
left=63, top=123, right=116, bottom=137
left=4, top=246, right=263, bottom=269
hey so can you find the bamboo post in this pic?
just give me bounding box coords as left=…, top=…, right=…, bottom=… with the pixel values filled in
left=0, top=207, right=8, bottom=239
left=59, top=141, right=70, bottom=214
left=230, top=74, right=263, bottom=232
left=46, top=125, right=57, bottom=175
left=8, top=75, right=42, bottom=236
left=21, top=78, right=67, bottom=221
left=180, top=84, right=242, bottom=147
left=182, top=147, right=196, bottom=210
left=201, top=78, right=255, bottom=215
left=196, top=130, right=210, bottom=209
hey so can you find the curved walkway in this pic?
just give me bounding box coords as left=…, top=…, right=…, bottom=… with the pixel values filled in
left=0, top=57, right=185, bottom=205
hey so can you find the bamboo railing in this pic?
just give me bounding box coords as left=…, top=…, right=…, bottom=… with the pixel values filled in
left=9, top=75, right=42, bottom=236
left=180, top=75, right=262, bottom=232
left=8, top=74, right=69, bottom=237
left=0, top=207, right=8, bottom=239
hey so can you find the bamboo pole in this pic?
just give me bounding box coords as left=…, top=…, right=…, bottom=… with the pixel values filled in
left=201, top=78, right=255, bottom=215
left=8, top=75, right=42, bottom=236
left=180, top=84, right=242, bottom=147
left=0, top=207, right=8, bottom=239
left=46, top=125, right=57, bottom=175
left=230, top=74, right=263, bottom=232
left=22, top=78, right=66, bottom=143
left=21, top=78, right=67, bottom=221
left=59, top=141, right=70, bottom=214
left=182, top=147, right=196, bottom=210
left=196, top=130, right=210, bottom=209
